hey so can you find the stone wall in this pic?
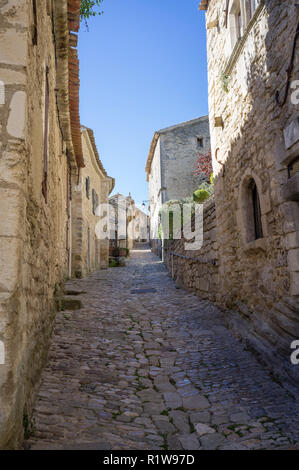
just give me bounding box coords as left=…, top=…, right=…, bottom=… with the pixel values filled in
left=148, top=138, right=162, bottom=241
left=163, top=196, right=219, bottom=303
left=72, top=127, right=113, bottom=278
left=202, top=0, right=299, bottom=393
left=0, top=0, right=79, bottom=448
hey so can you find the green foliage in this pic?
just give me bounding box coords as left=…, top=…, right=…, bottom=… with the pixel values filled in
left=193, top=188, right=210, bottom=203
left=109, top=259, right=119, bottom=268
left=221, top=73, right=229, bottom=93
left=23, top=413, right=35, bottom=440
left=193, top=180, right=214, bottom=204
left=80, top=0, right=103, bottom=25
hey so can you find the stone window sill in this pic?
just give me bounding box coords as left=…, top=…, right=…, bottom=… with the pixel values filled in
left=223, top=1, right=265, bottom=77
left=243, top=237, right=268, bottom=255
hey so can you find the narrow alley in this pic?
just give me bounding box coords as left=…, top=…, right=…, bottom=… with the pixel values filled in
left=28, top=246, right=298, bottom=451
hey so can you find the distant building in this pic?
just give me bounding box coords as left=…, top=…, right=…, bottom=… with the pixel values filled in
left=109, top=193, right=136, bottom=254
left=109, top=194, right=149, bottom=256
left=145, top=116, right=211, bottom=253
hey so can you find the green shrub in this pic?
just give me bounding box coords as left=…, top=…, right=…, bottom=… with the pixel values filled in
left=193, top=180, right=214, bottom=203
left=193, top=188, right=210, bottom=203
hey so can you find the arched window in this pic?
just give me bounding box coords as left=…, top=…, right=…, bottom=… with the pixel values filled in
left=32, top=0, right=37, bottom=45
left=249, top=179, right=263, bottom=240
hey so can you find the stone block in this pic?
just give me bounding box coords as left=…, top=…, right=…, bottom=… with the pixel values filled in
left=284, top=118, right=299, bottom=150
left=290, top=272, right=299, bottom=296
left=7, top=91, right=26, bottom=138
left=0, top=30, right=27, bottom=66
left=0, top=237, right=20, bottom=292
left=1, top=0, right=28, bottom=27
left=281, top=174, right=299, bottom=202
left=0, top=187, right=24, bottom=238
left=287, top=249, right=299, bottom=272
left=285, top=231, right=299, bottom=250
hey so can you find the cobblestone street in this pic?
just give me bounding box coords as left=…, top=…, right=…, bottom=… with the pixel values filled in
left=28, top=246, right=298, bottom=450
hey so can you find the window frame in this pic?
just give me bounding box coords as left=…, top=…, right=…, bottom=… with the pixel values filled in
left=250, top=179, right=263, bottom=240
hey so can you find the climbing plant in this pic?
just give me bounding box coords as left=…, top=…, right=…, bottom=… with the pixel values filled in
left=80, top=0, right=103, bottom=27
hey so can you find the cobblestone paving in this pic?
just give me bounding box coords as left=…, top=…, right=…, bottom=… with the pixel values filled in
left=28, top=245, right=299, bottom=450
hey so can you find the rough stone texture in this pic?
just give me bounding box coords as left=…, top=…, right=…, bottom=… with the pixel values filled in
left=163, top=195, right=219, bottom=303
left=28, top=246, right=298, bottom=450
left=200, top=0, right=299, bottom=393
left=0, top=0, right=82, bottom=448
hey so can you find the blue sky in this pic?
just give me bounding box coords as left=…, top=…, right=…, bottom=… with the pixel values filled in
left=79, top=0, right=208, bottom=207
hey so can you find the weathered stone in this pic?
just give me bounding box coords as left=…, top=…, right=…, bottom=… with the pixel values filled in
left=182, top=395, right=210, bottom=410
left=163, top=392, right=182, bottom=409
left=199, top=433, right=224, bottom=450
left=194, top=423, right=215, bottom=437
left=178, top=434, right=200, bottom=450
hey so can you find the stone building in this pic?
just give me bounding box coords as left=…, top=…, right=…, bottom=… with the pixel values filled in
left=72, top=126, right=114, bottom=278
left=145, top=116, right=211, bottom=252
left=0, top=0, right=84, bottom=448
left=198, top=0, right=299, bottom=391
left=109, top=193, right=137, bottom=255
left=134, top=207, right=150, bottom=243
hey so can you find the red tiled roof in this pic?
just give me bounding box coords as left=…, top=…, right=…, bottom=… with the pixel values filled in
left=84, top=127, right=115, bottom=193
left=68, top=0, right=84, bottom=168
left=199, top=0, right=209, bottom=10
left=68, top=0, right=81, bottom=32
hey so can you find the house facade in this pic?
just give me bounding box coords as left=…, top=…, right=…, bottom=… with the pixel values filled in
left=134, top=207, right=150, bottom=243
left=200, top=0, right=299, bottom=391
left=72, top=127, right=114, bottom=278
left=109, top=193, right=143, bottom=255
left=0, top=0, right=115, bottom=448
left=146, top=116, right=211, bottom=253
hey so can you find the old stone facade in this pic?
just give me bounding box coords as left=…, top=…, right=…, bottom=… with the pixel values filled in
left=163, top=195, right=219, bottom=303
left=197, top=0, right=299, bottom=392
left=72, top=126, right=114, bottom=278
left=0, top=0, right=104, bottom=448
left=134, top=207, right=150, bottom=243
left=146, top=116, right=211, bottom=251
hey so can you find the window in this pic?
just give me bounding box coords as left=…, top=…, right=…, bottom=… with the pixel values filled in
left=249, top=179, right=263, bottom=240
left=229, top=0, right=243, bottom=49
left=236, top=8, right=242, bottom=40
left=92, top=189, right=99, bottom=215
left=246, top=0, right=260, bottom=22
left=86, top=176, right=90, bottom=199
left=32, top=0, right=37, bottom=45
left=197, top=137, right=204, bottom=148
left=288, top=157, right=299, bottom=178
left=42, top=66, right=49, bottom=202
left=250, top=0, right=260, bottom=14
